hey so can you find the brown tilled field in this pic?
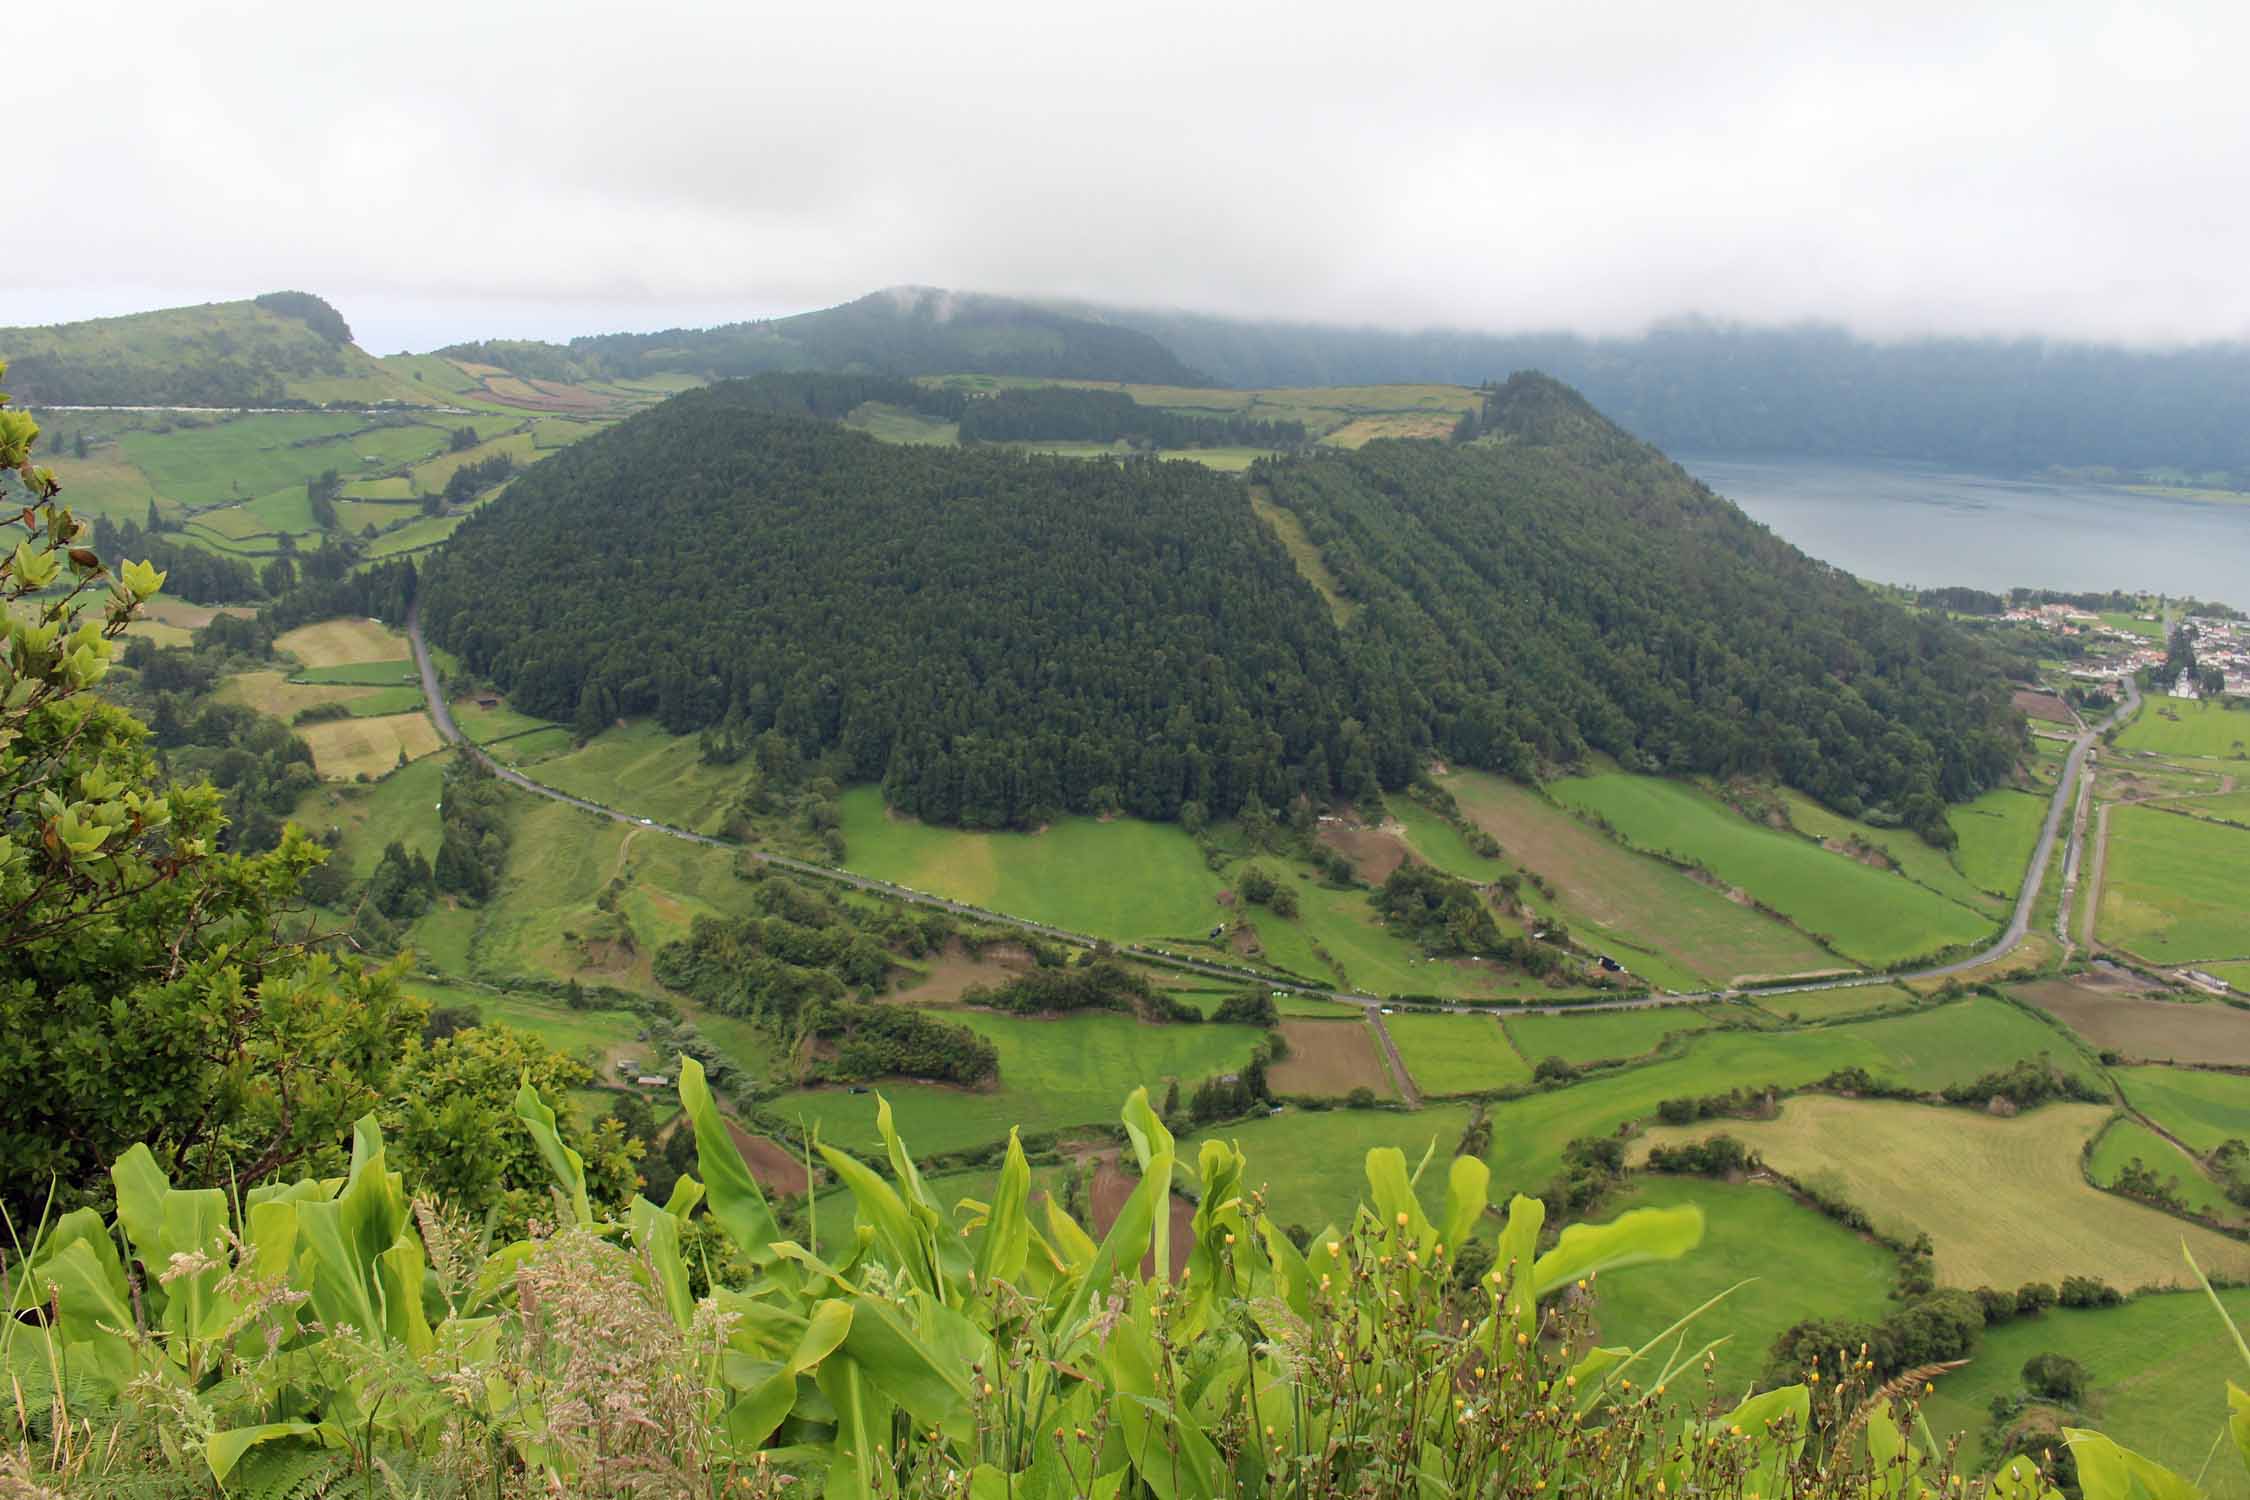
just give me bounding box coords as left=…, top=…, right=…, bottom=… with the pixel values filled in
left=889, top=942, right=1034, bottom=1004
left=1088, top=1157, right=1199, bottom=1280
left=1266, top=1017, right=1393, bottom=1098
left=724, top=1120, right=811, bottom=1193
left=1317, top=821, right=1412, bottom=884
left=2015, top=978, right=2250, bottom=1065
left=2012, top=689, right=2078, bottom=725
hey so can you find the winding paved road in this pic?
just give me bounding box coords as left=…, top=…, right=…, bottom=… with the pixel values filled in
left=408, top=596, right=2129, bottom=1022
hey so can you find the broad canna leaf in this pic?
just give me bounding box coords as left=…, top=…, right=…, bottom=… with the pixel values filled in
left=726, top=1297, right=852, bottom=1450
left=1495, top=1194, right=1545, bottom=1334
left=1530, top=1203, right=1703, bottom=1303
left=2066, top=1428, right=2205, bottom=1500
left=1440, top=1154, right=1489, bottom=1260
left=206, top=1422, right=324, bottom=1484
left=680, top=1055, right=781, bottom=1265
left=513, top=1078, right=590, bottom=1227
left=975, top=1128, right=1032, bottom=1287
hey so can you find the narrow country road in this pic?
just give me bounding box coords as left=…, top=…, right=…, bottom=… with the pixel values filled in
left=407, top=595, right=2131, bottom=1029
left=1364, top=1009, right=1422, bottom=1106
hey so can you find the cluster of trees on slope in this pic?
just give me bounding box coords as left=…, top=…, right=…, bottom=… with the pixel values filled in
left=652, top=869, right=997, bottom=1084
left=419, top=385, right=1373, bottom=829
left=1101, top=304, right=2250, bottom=477
left=449, top=289, right=1206, bottom=387
left=0, top=292, right=371, bottom=407
left=421, top=374, right=2014, bottom=837
left=1264, top=374, right=2021, bottom=839
left=955, top=385, right=1306, bottom=448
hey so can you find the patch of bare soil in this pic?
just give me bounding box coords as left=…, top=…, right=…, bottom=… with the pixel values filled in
left=2013, top=690, right=2078, bottom=725
left=724, top=1120, right=811, bottom=1193
left=1318, top=822, right=1412, bottom=884
left=888, top=940, right=1034, bottom=1005
left=2016, top=977, right=2250, bottom=1065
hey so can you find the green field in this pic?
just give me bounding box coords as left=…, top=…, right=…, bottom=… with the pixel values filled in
left=1635, top=1097, right=2250, bottom=1289
left=532, top=721, right=749, bottom=833
left=487, top=726, right=574, bottom=764
left=1550, top=774, right=1994, bottom=966
left=838, top=785, right=1226, bottom=943
left=1592, top=1177, right=1898, bottom=1402
left=1386, top=798, right=1504, bottom=881
left=291, top=755, right=450, bottom=880
left=1480, top=998, right=2096, bottom=1200
left=1178, top=1104, right=1478, bottom=1234
left=2116, top=698, right=2250, bottom=758
left=842, top=401, right=959, bottom=445
left=2089, top=1115, right=2243, bottom=1224
left=2117, top=1067, right=2250, bottom=1153
left=449, top=698, right=559, bottom=745
left=364, top=507, right=476, bottom=557
left=2164, top=787, right=2250, bottom=826
left=119, top=413, right=362, bottom=504
left=1949, top=787, right=2053, bottom=898
left=780, top=1009, right=1267, bottom=1159
left=1383, top=1012, right=1530, bottom=1094
left=1249, top=877, right=1548, bottom=1000
left=2097, top=804, right=2250, bottom=959
left=1747, top=984, right=1920, bottom=1023
left=1502, top=1006, right=1717, bottom=1067
left=400, top=976, right=643, bottom=1073
left=290, top=657, right=417, bottom=685
left=1779, top=788, right=2011, bottom=915
left=1442, top=771, right=1834, bottom=990
left=409, top=430, right=540, bottom=493
left=1922, top=1289, right=2250, bottom=1498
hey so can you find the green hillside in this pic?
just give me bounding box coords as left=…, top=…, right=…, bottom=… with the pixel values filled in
left=0, top=291, right=431, bottom=407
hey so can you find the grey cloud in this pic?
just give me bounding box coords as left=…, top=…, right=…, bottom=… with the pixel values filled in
left=14, top=0, right=2249, bottom=352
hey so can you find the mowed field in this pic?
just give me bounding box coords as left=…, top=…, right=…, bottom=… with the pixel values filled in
left=2096, top=804, right=2250, bottom=960
left=1267, top=1017, right=1398, bottom=1098
left=1633, top=1096, right=2250, bottom=1288
left=837, top=785, right=1226, bottom=943
left=531, top=721, right=753, bottom=832
left=2117, top=1066, right=2250, bottom=1154
left=1779, top=789, right=2011, bottom=915
left=2115, top=698, right=2250, bottom=757
left=2015, top=978, right=2250, bottom=1065
left=1382, top=1012, right=1530, bottom=1094
left=277, top=618, right=412, bottom=669
left=1549, top=774, right=1994, bottom=966
left=1478, top=998, right=2094, bottom=1198
left=1922, top=1289, right=2250, bottom=1500
left=298, top=712, right=443, bottom=780
left=1441, top=770, right=1834, bottom=989
left=2088, top=1115, right=2244, bottom=1225
left=1502, top=1006, right=1718, bottom=1067
left=1591, top=1177, right=1899, bottom=1401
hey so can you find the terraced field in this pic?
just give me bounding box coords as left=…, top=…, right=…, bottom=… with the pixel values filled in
left=2117, top=1066, right=2250, bottom=1153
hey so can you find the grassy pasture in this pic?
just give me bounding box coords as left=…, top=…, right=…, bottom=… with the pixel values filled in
left=298, top=711, right=443, bottom=780
left=1267, top=1018, right=1397, bottom=1098
left=1479, top=999, right=2096, bottom=1199
left=842, top=402, right=958, bottom=445
left=1384, top=798, right=1501, bottom=881
left=487, top=727, right=574, bottom=764
left=1592, top=1177, right=1898, bottom=1402
left=1748, top=985, right=1921, bottom=1024
left=450, top=699, right=559, bottom=745
left=530, top=721, right=748, bottom=833
left=364, top=508, right=474, bottom=557
left=2014, top=979, right=2250, bottom=1065
left=2088, top=1115, right=2243, bottom=1224
left=333, top=498, right=422, bottom=534
left=1551, top=774, right=1993, bottom=966
left=1247, top=487, right=1356, bottom=627
left=277, top=618, right=411, bottom=668
left=292, top=658, right=417, bottom=686
left=219, top=670, right=391, bottom=721
left=2203, top=960, right=2250, bottom=988
left=1249, top=879, right=1545, bottom=1000
left=1948, top=788, right=2052, bottom=899
left=1633, top=1097, right=2250, bottom=1288
left=41, top=447, right=157, bottom=521
left=2165, top=787, right=2250, bottom=825
left=401, top=977, right=644, bottom=1074
left=2116, top=1067, right=2250, bottom=1154
left=779, top=1009, right=1263, bottom=1158
left=1180, top=1104, right=1478, bottom=1234
left=340, top=476, right=416, bottom=501
left=1501, top=1006, right=1716, bottom=1067
left=1382, top=1012, right=1530, bottom=1095
left=837, top=785, right=1225, bottom=944
left=1441, top=770, right=1833, bottom=989
left=408, top=431, right=539, bottom=493
left=290, top=757, right=448, bottom=880
left=1153, top=447, right=1274, bottom=472
left=2096, top=805, right=2250, bottom=960
left=2115, top=698, right=2250, bottom=757
left=119, top=413, right=361, bottom=505
left=1922, top=1289, right=2250, bottom=1499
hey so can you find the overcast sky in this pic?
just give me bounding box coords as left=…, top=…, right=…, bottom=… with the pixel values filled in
left=14, top=0, right=2246, bottom=353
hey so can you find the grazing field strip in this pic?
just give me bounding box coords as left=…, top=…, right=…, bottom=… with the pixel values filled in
left=2117, top=1066, right=2250, bottom=1154
left=2115, top=699, right=2250, bottom=757
left=1441, top=769, right=1832, bottom=988
left=1633, top=1097, right=2250, bottom=1288
left=2089, top=1115, right=2244, bottom=1224
left=1181, top=1104, right=1478, bottom=1234
left=1501, top=1006, right=1716, bottom=1067
left=1779, top=789, right=2006, bottom=914
left=2096, top=803, right=2250, bottom=960
left=1549, top=773, right=1992, bottom=967
left=1383, top=1012, right=1530, bottom=1094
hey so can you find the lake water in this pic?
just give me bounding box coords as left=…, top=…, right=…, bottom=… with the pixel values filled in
left=1678, top=455, right=2250, bottom=606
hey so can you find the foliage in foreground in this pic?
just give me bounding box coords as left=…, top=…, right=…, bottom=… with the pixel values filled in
left=9, top=1069, right=2242, bottom=1500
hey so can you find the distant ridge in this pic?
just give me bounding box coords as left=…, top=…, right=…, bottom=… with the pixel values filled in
left=440, top=287, right=1208, bottom=388
left=0, top=292, right=428, bottom=407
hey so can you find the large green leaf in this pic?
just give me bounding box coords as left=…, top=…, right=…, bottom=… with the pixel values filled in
left=513, top=1078, right=590, bottom=1227
left=975, top=1129, right=1032, bottom=1287
left=1530, top=1203, right=1703, bottom=1301
left=1121, top=1089, right=1176, bottom=1282
left=2066, top=1429, right=2205, bottom=1500
left=629, top=1195, right=694, bottom=1329
left=1440, top=1154, right=1489, bottom=1260
left=725, top=1297, right=852, bottom=1451
left=206, top=1421, right=323, bottom=1483
left=1494, top=1194, right=1545, bottom=1334
left=679, top=1056, right=780, bottom=1265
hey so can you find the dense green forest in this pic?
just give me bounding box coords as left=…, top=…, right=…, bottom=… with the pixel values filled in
left=1101, top=304, right=2250, bottom=478
left=450, top=289, right=1206, bottom=387
left=421, top=374, right=2016, bottom=837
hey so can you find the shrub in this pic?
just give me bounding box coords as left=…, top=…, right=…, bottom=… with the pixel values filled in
left=2023, top=1352, right=2089, bottom=1403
